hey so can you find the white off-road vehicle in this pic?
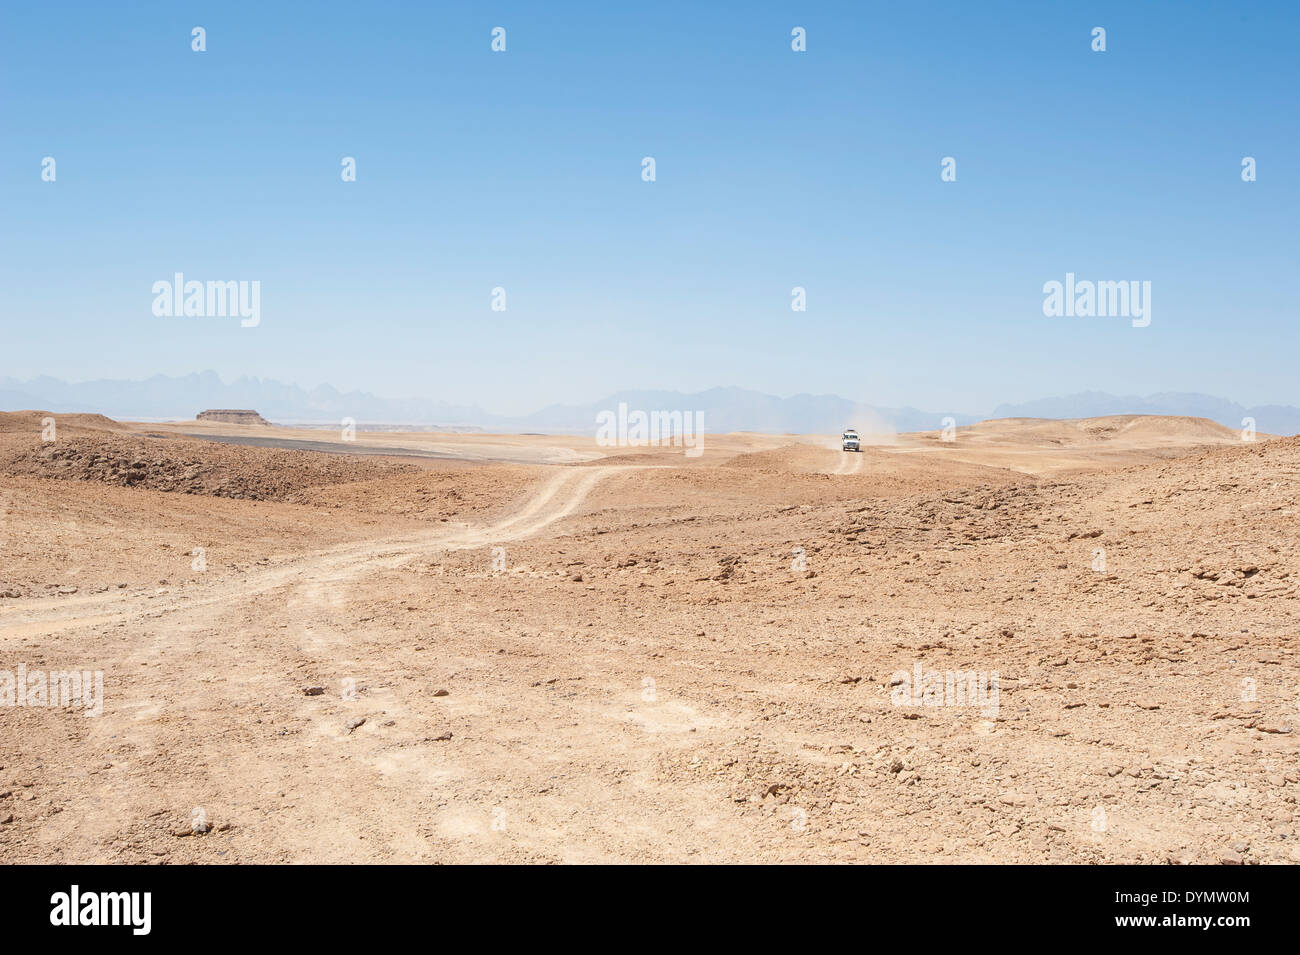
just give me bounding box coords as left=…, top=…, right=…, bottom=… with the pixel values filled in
left=841, top=429, right=861, bottom=452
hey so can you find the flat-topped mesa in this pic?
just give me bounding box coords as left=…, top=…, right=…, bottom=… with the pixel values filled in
left=196, top=409, right=271, bottom=426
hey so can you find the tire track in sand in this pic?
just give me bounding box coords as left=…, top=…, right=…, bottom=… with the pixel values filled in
left=827, top=451, right=865, bottom=476
left=0, top=466, right=629, bottom=638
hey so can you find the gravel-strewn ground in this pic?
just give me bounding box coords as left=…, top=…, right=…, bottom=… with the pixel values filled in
left=0, top=415, right=1295, bottom=863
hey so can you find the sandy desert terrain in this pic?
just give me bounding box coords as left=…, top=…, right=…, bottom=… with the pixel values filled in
left=0, top=411, right=1296, bottom=863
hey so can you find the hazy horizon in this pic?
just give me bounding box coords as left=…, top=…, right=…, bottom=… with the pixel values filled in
left=6, top=369, right=1299, bottom=436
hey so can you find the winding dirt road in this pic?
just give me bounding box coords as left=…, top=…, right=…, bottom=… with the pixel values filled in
left=0, top=465, right=623, bottom=639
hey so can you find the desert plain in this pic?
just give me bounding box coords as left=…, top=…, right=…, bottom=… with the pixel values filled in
left=0, top=410, right=1296, bottom=863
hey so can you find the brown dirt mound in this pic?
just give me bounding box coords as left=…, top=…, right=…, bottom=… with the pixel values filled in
left=295, top=465, right=545, bottom=521
left=938, top=415, right=1241, bottom=448
left=580, top=449, right=700, bottom=466
left=0, top=432, right=419, bottom=501
left=721, top=443, right=822, bottom=471
left=0, top=410, right=128, bottom=435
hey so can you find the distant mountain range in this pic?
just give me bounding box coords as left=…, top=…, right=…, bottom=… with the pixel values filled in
left=2, top=373, right=1296, bottom=436
left=0, top=372, right=486, bottom=429
left=520, top=388, right=976, bottom=435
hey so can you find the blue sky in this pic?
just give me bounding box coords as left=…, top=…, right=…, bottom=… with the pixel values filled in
left=2, top=1, right=1296, bottom=415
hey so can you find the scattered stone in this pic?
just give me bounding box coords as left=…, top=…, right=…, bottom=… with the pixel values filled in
left=1256, top=723, right=1293, bottom=734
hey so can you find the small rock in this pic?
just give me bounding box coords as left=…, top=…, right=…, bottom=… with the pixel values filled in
left=432, top=688, right=449, bottom=697
left=302, top=686, right=325, bottom=696
left=344, top=717, right=366, bottom=734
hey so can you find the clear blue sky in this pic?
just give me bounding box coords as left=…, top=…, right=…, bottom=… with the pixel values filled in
left=3, top=1, right=1296, bottom=415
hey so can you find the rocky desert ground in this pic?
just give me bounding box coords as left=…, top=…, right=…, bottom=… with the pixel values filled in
left=0, top=411, right=1296, bottom=864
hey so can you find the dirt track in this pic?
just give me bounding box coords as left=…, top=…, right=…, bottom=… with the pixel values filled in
left=1, top=413, right=1297, bottom=863
left=828, top=450, right=866, bottom=475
